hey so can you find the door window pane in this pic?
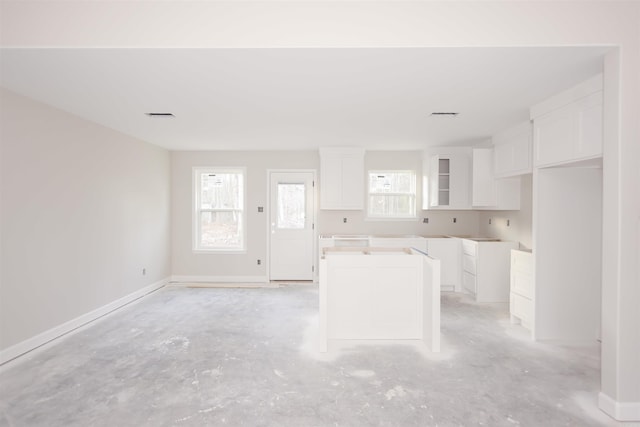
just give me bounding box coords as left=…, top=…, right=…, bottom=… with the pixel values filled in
left=277, top=183, right=305, bottom=229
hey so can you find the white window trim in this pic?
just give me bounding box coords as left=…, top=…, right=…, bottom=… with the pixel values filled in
left=367, top=169, right=417, bottom=220
left=192, top=167, right=247, bottom=253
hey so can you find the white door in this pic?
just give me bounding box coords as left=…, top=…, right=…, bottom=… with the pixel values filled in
left=269, top=171, right=315, bottom=281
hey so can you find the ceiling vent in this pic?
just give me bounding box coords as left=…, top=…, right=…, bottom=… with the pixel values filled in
left=430, top=112, right=459, bottom=117
left=145, top=112, right=175, bottom=117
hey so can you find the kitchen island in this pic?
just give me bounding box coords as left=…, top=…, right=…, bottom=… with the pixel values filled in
left=319, top=246, right=440, bottom=353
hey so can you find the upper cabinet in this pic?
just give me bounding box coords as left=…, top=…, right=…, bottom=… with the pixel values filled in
left=492, top=121, right=532, bottom=178
left=472, top=148, right=521, bottom=210
left=531, top=74, right=603, bottom=168
left=319, top=147, right=365, bottom=210
left=423, top=148, right=471, bottom=210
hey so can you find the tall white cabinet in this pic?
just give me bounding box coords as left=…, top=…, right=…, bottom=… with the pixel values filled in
left=529, top=74, right=603, bottom=342
left=319, top=147, right=365, bottom=210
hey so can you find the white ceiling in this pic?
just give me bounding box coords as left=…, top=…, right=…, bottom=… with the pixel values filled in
left=0, top=47, right=608, bottom=151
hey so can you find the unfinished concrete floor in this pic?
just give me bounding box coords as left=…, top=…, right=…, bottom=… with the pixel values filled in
left=0, top=285, right=622, bottom=426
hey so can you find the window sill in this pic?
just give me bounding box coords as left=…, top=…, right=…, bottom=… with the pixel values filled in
left=193, top=249, right=247, bottom=255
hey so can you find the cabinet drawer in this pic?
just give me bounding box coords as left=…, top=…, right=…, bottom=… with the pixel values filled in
left=462, top=240, right=477, bottom=256
left=463, top=271, right=476, bottom=295
left=512, top=272, right=534, bottom=299
left=462, top=254, right=476, bottom=275
left=511, top=250, right=533, bottom=275
left=511, top=292, right=533, bottom=327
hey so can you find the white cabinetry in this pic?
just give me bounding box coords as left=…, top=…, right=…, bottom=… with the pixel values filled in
left=472, top=148, right=521, bottom=210
left=319, top=247, right=441, bottom=352
left=531, top=75, right=603, bottom=168
left=423, top=148, right=471, bottom=210
left=461, top=239, right=518, bottom=302
left=509, top=249, right=534, bottom=335
left=493, top=121, right=532, bottom=178
left=425, top=238, right=461, bottom=292
left=319, top=147, right=365, bottom=210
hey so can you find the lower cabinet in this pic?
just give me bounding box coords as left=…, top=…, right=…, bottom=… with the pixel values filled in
left=425, top=238, right=461, bottom=292
left=509, top=249, right=534, bottom=336
left=461, top=239, right=518, bottom=302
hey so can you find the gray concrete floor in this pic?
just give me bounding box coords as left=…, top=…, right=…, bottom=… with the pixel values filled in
left=0, top=285, right=623, bottom=426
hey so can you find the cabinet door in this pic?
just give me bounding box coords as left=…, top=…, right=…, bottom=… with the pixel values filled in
left=493, top=143, right=513, bottom=177
left=340, top=155, right=364, bottom=209
left=449, top=155, right=471, bottom=209
left=319, top=148, right=364, bottom=210
left=511, top=134, right=532, bottom=174
left=493, top=122, right=532, bottom=178
left=320, top=155, right=343, bottom=209
left=472, top=148, right=497, bottom=207
left=534, top=104, right=575, bottom=167
left=576, top=92, right=603, bottom=159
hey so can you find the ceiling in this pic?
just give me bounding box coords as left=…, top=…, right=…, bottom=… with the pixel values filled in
left=0, top=47, right=609, bottom=151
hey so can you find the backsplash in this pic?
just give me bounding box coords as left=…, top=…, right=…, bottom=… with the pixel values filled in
left=318, top=209, right=482, bottom=237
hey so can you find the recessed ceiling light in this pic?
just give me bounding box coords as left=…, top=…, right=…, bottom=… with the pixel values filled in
left=430, top=112, right=460, bottom=117
left=145, top=112, right=175, bottom=117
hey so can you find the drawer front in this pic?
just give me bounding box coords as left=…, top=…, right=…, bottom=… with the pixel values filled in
left=512, top=272, right=534, bottom=299
left=511, top=250, right=533, bottom=275
left=462, top=240, right=477, bottom=256
left=462, top=254, right=477, bottom=275
left=463, top=271, right=476, bottom=295
left=511, top=292, right=533, bottom=326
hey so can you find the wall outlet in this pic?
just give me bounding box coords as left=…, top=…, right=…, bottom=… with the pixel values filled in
left=423, top=218, right=429, bottom=224
left=489, top=218, right=492, bottom=225
left=258, top=207, right=264, bottom=213
left=142, top=268, right=146, bottom=275
left=453, top=217, right=457, bottom=223
left=257, top=259, right=261, bottom=265
left=507, top=219, right=510, bottom=227
left=343, top=217, right=347, bottom=223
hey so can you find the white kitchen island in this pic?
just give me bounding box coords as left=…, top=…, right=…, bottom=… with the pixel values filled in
left=319, top=246, right=441, bottom=353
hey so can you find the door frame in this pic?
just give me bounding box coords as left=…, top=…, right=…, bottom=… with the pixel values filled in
left=266, top=169, right=318, bottom=282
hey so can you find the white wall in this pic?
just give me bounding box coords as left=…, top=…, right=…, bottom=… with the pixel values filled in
left=2, top=0, right=639, bottom=419
left=478, top=174, right=533, bottom=249
left=171, top=151, right=319, bottom=279
left=0, top=89, right=171, bottom=352
left=171, top=149, right=482, bottom=279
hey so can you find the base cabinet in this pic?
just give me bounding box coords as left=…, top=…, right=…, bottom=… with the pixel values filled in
left=509, top=249, right=534, bottom=335
left=461, top=239, right=518, bottom=302
left=425, top=238, right=461, bottom=292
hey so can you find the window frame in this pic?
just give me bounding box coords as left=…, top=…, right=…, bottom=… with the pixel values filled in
left=367, top=169, right=417, bottom=220
left=192, top=167, right=247, bottom=253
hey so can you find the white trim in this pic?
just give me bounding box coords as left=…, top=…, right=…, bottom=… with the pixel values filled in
left=170, top=275, right=268, bottom=284
left=0, top=278, right=168, bottom=366
left=192, top=166, right=247, bottom=252
left=266, top=169, right=318, bottom=282
left=598, top=392, right=640, bottom=421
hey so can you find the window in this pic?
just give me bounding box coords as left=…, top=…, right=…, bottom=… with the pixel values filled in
left=193, top=168, right=245, bottom=251
left=368, top=170, right=416, bottom=219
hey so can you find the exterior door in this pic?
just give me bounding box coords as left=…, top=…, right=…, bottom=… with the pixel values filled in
left=269, top=171, right=315, bottom=281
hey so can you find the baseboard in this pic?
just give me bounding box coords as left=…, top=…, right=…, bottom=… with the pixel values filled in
left=599, top=392, right=640, bottom=421
left=170, top=275, right=268, bottom=284
left=0, top=277, right=168, bottom=366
